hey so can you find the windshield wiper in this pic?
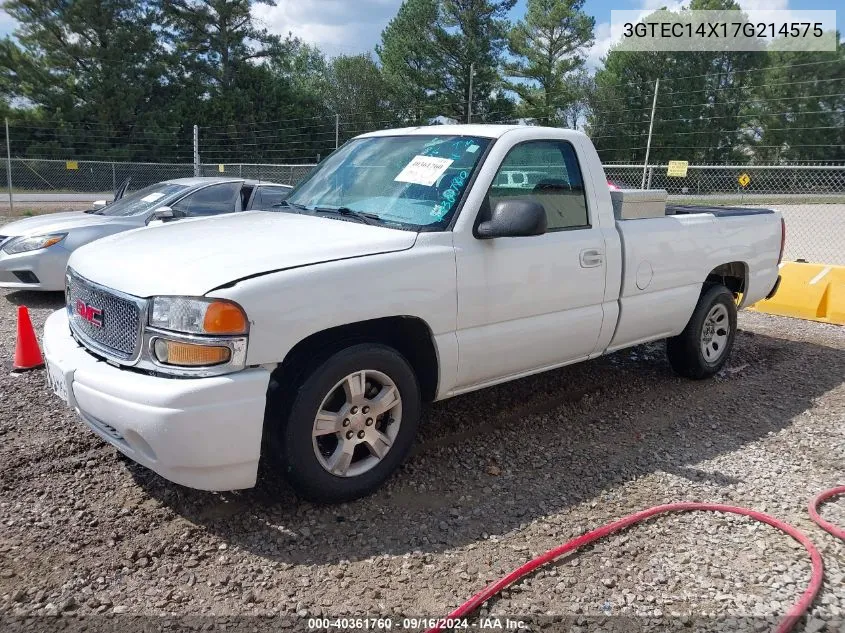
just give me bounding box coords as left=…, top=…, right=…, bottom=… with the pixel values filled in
left=312, top=207, right=382, bottom=226
left=271, top=200, right=310, bottom=212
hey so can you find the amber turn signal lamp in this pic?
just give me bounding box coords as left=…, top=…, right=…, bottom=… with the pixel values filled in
left=203, top=301, right=248, bottom=334
left=153, top=339, right=231, bottom=367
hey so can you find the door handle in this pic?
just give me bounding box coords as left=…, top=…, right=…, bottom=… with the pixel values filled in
left=580, top=248, right=604, bottom=268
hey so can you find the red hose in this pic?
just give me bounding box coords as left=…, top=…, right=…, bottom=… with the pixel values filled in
left=809, top=486, right=845, bottom=541
left=426, top=503, right=824, bottom=633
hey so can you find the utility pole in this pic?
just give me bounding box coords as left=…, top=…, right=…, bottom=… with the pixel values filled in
left=335, top=114, right=340, bottom=149
left=4, top=118, right=12, bottom=215
left=641, top=78, right=659, bottom=189
left=193, top=124, right=200, bottom=177
left=467, top=63, right=475, bottom=124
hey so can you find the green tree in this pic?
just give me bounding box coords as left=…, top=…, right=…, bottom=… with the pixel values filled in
left=377, top=0, right=443, bottom=121
left=379, top=0, right=516, bottom=122
left=748, top=38, right=844, bottom=163
left=0, top=0, right=182, bottom=160
left=483, top=89, right=519, bottom=122
left=269, top=35, right=328, bottom=98
left=505, top=0, right=594, bottom=125
left=164, top=0, right=281, bottom=93
left=587, top=49, right=667, bottom=163
left=588, top=0, right=766, bottom=164
left=195, top=62, right=329, bottom=164
left=557, top=69, right=594, bottom=129
left=163, top=1, right=335, bottom=161
left=438, top=0, right=517, bottom=121
left=323, top=54, right=397, bottom=138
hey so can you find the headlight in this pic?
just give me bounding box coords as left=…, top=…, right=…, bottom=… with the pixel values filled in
left=2, top=233, right=67, bottom=254
left=149, top=297, right=248, bottom=335
left=146, top=297, right=249, bottom=374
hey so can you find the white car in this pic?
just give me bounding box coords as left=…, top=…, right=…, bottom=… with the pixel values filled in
left=41, top=125, right=784, bottom=502
left=0, top=178, right=292, bottom=291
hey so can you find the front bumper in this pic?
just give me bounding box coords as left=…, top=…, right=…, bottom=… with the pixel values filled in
left=43, top=309, right=271, bottom=490
left=0, top=245, right=70, bottom=291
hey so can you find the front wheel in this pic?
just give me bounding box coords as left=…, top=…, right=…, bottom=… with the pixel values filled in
left=267, top=344, right=421, bottom=503
left=666, top=284, right=737, bottom=380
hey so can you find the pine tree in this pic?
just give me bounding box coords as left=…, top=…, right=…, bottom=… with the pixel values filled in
left=505, top=0, right=594, bottom=125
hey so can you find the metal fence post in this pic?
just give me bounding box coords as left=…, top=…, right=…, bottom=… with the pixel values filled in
left=111, top=162, right=116, bottom=191
left=641, top=78, right=659, bottom=189
left=335, top=114, right=340, bottom=149
left=193, top=125, right=200, bottom=177
left=646, top=166, right=653, bottom=189
left=4, top=118, right=12, bottom=215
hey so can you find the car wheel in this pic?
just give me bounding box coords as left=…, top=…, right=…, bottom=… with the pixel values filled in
left=268, top=344, right=421, bottom=503
left=666, top=284, right=737, bottom=380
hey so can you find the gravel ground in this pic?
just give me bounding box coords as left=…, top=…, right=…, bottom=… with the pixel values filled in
left=0, top=251, right=843, bottom=631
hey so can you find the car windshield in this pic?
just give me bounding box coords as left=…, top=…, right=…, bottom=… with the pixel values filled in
left=97, top=183, right=188, bottom=217
left=284, top=134, right=492, bottom=230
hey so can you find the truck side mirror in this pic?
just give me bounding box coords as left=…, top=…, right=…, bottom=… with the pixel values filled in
left=146, top=206, right=174, bottom=225
left=476, top=199, right=547, bottom=239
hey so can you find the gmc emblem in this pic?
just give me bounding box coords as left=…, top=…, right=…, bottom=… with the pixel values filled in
left=76, top=299, right=104, bottom=328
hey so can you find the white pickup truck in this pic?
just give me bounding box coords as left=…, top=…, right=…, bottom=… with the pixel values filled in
left=42, top=125, right=784, bottom=502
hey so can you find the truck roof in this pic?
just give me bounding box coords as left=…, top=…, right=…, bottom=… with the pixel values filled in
left=358, top=124, right=573, bottom=140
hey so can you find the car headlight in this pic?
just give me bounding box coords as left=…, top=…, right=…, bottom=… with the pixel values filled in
left=2, top=233, right=67, bottom=254
left=146, top=297, right=249, bottom=373
left=149, top=296, right=248, bottom=335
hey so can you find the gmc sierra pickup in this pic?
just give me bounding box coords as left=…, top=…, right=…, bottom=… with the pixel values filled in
left=41, top=125, right=784, bottom=502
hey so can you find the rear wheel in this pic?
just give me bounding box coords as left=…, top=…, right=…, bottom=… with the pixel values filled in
left=267, top=344, right=421, bottom=503
left=666, top=284, right=737, bottom=379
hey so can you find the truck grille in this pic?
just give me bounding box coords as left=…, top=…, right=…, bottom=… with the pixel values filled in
left=66, top=269, right=143, bottom=361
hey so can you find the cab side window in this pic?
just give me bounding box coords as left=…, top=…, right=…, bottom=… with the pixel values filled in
left=488, top=141, right=589, bottom=231
left=251, top=186, right=291, bottom=209
left=172, top=182, right=241, bottom=217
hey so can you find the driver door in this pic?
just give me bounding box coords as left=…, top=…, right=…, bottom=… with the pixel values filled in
left=170, top=182, right=242, bottom=218
left=454, top=139, right=607, bottom=389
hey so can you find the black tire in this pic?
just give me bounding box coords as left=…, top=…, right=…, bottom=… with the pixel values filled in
left=666, top=284, right=737, bottom=380
left=267, top=343, right=421, bottom=503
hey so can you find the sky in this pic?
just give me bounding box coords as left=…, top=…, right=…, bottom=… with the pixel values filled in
left=0, top=0, right=841, bottom=68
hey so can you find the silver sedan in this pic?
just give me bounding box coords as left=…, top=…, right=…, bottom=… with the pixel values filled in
left=0, top=177, right=292, bottom=291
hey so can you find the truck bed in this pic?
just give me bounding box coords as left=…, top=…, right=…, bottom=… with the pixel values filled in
left=608, top=203, right=782, bottom=352
left=666, top=205, right=776, bottom=218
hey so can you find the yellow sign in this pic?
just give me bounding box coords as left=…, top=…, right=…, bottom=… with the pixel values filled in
left=666, top=160, right=689, bottom=177
left=738, top=173, right=751, bottom=187
left=218, top=164, right=225, bottom=173
left=66, top=161, right=78, bottom=170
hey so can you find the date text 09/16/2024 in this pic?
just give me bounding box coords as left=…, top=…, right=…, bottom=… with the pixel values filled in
left=307, top=617, right=528, bottom=631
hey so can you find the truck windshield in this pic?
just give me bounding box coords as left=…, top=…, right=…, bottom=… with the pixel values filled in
left=96, top=183, right=188, bottom=217
left=284, top=135, right=491, bottom=230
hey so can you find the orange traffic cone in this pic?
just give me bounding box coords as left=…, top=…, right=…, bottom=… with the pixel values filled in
left=13, top=306, right=44, bottom=371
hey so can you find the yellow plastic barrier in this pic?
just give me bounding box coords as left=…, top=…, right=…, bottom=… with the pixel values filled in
left=750, top=261, right=845, bottom=325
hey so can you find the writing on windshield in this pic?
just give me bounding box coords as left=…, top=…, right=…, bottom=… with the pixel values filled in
left=285, top=135, right=490, bottom=230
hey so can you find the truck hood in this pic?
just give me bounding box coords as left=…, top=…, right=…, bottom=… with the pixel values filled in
left=0, top=211, right=130, bottom=237
left=68, top=211, right=418, bottom=297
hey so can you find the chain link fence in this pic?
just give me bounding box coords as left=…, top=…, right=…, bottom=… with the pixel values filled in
left=2, top=158, right=844, bottom=265
left=198, top=163, right=316, bottom=185
left=0, top=158, right=317, bottom=194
